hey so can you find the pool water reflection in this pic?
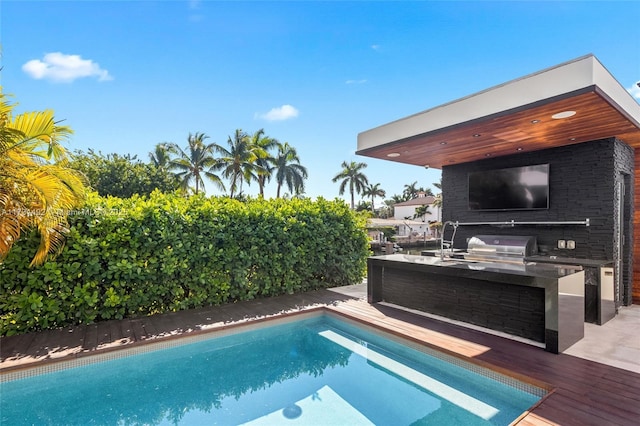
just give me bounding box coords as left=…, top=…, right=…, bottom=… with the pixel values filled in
left=1, top=314, right=544, bottom=425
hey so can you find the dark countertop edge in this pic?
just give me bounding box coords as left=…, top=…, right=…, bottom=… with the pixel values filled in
left=525, top=255, right=613, bottom=268
left=368, top=255, right=582, bottom=282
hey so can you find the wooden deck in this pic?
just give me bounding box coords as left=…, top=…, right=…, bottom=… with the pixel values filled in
left=2, top=286, right=639, bottom=425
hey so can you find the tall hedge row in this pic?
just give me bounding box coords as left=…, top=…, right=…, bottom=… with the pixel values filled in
left=0, top=192, right=370, bottom=336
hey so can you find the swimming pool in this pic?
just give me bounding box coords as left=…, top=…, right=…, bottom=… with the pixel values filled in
left=1, top=312, right=545, bottom=425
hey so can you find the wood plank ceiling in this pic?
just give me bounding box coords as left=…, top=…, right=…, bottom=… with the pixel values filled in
left=356, top=88, right=640, bottom=168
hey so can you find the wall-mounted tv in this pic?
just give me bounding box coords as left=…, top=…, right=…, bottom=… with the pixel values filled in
left=468, top=164, right=550, bottom=211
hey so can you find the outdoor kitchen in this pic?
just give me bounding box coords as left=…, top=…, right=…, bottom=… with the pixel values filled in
left=358, top=55, right=640, bottom=354
left=368, top=232, right=587, bottom=354
left=365, top=137, right=626, bottom=354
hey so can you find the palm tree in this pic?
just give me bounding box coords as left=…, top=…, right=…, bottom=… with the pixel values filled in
left=389, top=194, right=406, bottom=204
left=216, top=129, right=267, bottom=198
left=432, top=193, right=442, bottom=210
left=380, top=194, right=406, bottom=218
left=362, top=183, right=386, bottom=214
left=355, top=200, right=372, bottom=212
left=249, top=129, right=279, bottom=197
left=432, top=179, right=442, bottom=222
left=432, top=180, right=442, bottom=208
left=149, top=143, right=172, bottom=170
left=413, top=204, right=431, bottom=221
left=1, top=88, right=86, bottom=266
left=402, top=181, right=419, bottom=200
left=166, top=132, right=224, bottom=195
left=273, top=142, right=308, bottom=198
left=379, top=199, right=395, bottom=218
left=332, top=161, right=369, bottom=209
left=402, top=181, right=433, bottom=200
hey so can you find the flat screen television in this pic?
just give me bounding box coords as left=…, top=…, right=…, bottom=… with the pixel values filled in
left=468, top=164, right=550, bottom=211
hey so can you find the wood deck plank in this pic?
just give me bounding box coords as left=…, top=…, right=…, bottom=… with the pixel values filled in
left=108, top=319, right=124, bottom=342
left=0, top=332, right=37, bottom=364
left=128, top=318, right=148, bottom=342
left=95, top=321, right=113, bottom=348
left=81, top=323, right=98, bottom=352
left=43, top=325, right=86, bottom=359
left=119, top=319, right=135, bottom=341
left=517, top=413, right=560, bottom=426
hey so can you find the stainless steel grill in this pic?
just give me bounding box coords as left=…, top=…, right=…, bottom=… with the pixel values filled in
left=464, top=235, right=537, bottom=264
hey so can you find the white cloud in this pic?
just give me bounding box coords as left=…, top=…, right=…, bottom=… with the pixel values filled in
left=628, top=81, right=640, bottom=100
left=188, top=0, right=204, bottom=21
left=346, top=79, right=367, bottom=85
left=371, top=44, right=381, bottom=50
left=256, top=104, right=299, bottom=121
left=22, top=52, right=113, bottom=83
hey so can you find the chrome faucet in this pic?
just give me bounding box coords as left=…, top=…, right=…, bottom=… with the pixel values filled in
left=440, top=221, right=459, bottom=261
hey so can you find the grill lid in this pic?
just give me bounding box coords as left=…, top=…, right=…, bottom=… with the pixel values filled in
left=466, top=235, right=537, bottom=260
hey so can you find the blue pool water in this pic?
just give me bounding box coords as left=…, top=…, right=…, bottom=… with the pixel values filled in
left=1, top=314, right=543, bottom=425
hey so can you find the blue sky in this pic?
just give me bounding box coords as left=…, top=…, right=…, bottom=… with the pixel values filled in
left=2, top=0, right=639, bottom=201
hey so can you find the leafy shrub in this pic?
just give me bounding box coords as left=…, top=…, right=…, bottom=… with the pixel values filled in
left=0, top=192, right=369, bottom=336
left=68, top=150, right=180, bottom=197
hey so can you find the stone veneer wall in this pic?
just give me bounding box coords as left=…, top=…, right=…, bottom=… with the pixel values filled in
left=441, top=138, right=634, bottom=305
left=377, top=266, right=546, bottom=342
left=614, top=140, right=635, bottom=305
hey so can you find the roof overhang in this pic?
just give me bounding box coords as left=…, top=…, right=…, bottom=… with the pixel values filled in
left=356, top=55, right=640, bottom=169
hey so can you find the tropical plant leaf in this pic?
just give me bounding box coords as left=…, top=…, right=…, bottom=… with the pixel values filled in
left=0, top=87, right=86, bottom=266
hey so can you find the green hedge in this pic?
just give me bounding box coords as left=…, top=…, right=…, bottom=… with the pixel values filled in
left=0, top=192, right=370, bottom=336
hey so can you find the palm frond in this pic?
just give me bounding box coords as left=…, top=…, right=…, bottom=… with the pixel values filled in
left=0, top=88, right=87, bottom=265
left=9, top=110, right=72, bottom=161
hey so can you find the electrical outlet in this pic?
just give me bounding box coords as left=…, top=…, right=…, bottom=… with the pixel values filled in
left=557, top=240, right=566, bottom=249
left=567, top=240, right=576, bottom=250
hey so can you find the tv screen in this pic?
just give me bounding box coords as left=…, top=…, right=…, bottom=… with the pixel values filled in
left=468, top=164, right=549, bottom=211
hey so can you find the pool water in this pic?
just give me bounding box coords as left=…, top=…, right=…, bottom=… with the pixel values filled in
left=1, top=314, right=543, bottom=425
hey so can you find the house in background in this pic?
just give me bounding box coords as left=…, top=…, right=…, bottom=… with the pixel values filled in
left=367, top=218, right=433, bottom=245
left=367, top=193, right=441, bottom=243
left=393, top=192, right=441, bottom=239
left=393, top=192, right=441, bottom=223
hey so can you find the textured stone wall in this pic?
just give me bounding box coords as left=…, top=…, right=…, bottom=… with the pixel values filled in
left=441, top=138, right=634, bottom=304
left=442, top=138, right=625, bottom=257
left=379, top=266, right=546, bottom=342
left=613, top=140, right=635, bottom=305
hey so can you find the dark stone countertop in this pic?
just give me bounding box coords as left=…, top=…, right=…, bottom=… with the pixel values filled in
left=369, top=253, right=583, bottom=281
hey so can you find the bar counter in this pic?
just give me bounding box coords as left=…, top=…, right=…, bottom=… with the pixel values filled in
left=367, top=254, right=585, bottom=353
